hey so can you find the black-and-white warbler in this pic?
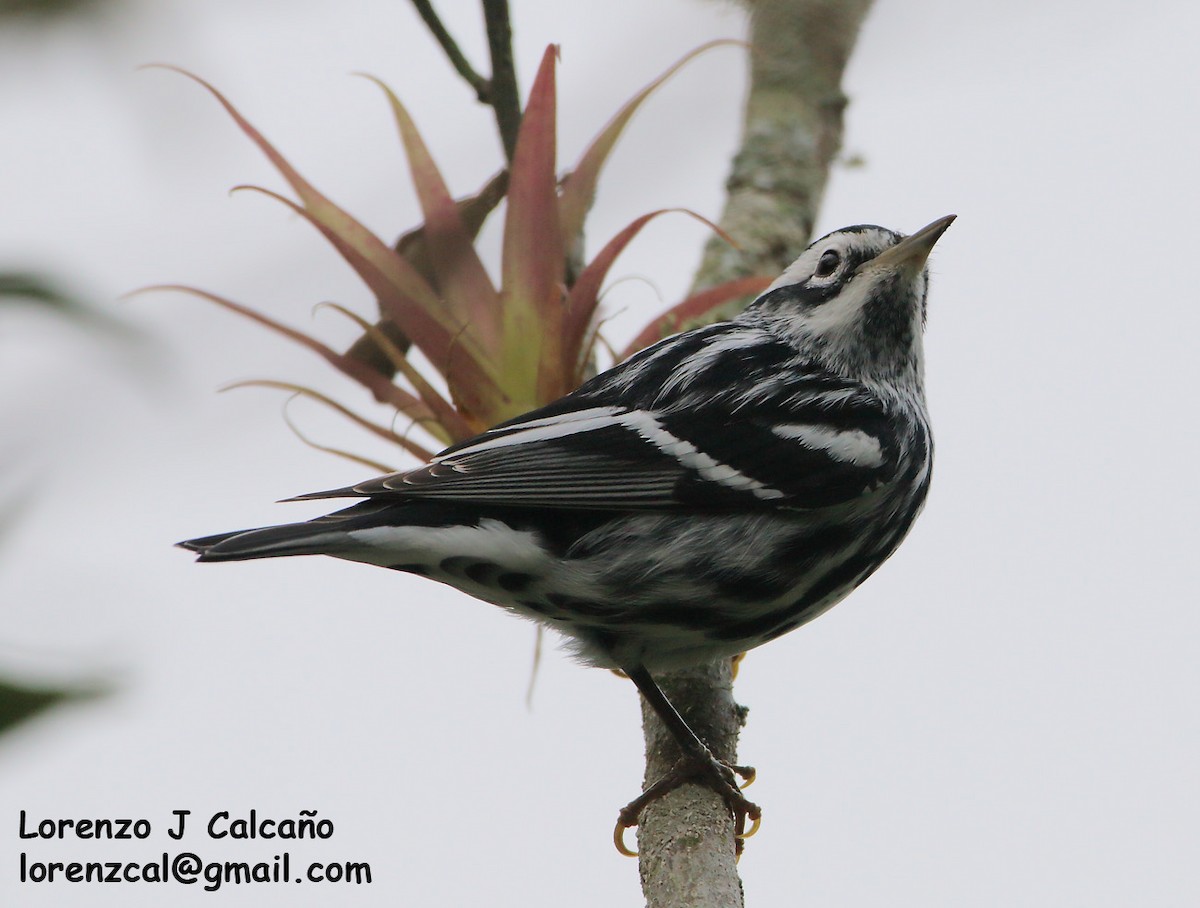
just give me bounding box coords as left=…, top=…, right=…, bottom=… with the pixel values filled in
left=181, top=215, right=954, bottom=845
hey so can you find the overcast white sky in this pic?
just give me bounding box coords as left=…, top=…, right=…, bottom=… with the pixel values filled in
left=1, top=1, right=1198, bottom=905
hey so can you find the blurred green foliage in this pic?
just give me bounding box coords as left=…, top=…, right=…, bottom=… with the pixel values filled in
left=0, top=0, right=104, bottom=20
left=0, top=676, right=107, bottom=737
left=0, top=271, right=121, bottom=738
left=1, top=270, right=141, bottom=341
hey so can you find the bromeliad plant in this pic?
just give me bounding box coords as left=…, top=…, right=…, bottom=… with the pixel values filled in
left=148, top=42, right=770, bottom=468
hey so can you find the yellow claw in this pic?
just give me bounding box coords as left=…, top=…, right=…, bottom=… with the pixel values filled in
left=613, top=820, right=638, bottom=857
left=736, top=766, right=756, bottom=789
left=730, top=652, right=745, bottom=679
left=737, top=812, right=762, bottom=841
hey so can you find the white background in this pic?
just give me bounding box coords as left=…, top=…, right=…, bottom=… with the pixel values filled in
left=1, top=1, right=1197, bottom=905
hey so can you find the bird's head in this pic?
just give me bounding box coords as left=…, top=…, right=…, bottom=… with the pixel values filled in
left=741, top=215, right=955, bottom=389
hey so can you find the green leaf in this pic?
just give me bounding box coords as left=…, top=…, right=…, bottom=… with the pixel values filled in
left=0, top=272, right=80, bottom=309
left=0, top=676, right=108, bottom=739
left=1, top=271, right=141, bottom=343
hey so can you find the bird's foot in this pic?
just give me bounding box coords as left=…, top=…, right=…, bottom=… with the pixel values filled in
left=613, top=753, right=761, bottom=857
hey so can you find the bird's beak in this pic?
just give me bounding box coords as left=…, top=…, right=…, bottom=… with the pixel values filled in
left=868, top=214, right=956, bottom=270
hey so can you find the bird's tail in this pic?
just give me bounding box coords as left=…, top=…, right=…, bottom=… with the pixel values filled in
left=177, top=522, right=354, bottom=562
left=177, top=499, right=396, bottom=562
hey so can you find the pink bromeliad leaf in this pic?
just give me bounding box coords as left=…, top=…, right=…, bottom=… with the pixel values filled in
left=562, top=208, right=728, bottom=385
left=497, top=45, right=566, bottom=416
left=222, top=379, right=437, bottom=463
left=360, top=74, right=501, bottom=348
left=558, top=40, right=743, bottom=247
left=141, top=284, right=439, bottom=424
left=619, top=275, right=774, bottom=359
left=146, top=65, right=502, bottom=423
left=315, top=302, right=476, bottom=443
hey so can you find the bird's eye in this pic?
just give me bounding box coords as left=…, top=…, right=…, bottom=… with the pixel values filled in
left=814, top=249, right=841, bottom=278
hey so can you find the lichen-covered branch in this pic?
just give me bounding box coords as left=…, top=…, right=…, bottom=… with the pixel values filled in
left=691, top=0, right=875, bottom=298
left=636, top=660, right=749, bottom=908
left=635, top=2, right=874, bottom=905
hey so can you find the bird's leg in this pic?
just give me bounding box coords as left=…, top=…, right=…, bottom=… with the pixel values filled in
left=614, top=664, right=761, bottom=856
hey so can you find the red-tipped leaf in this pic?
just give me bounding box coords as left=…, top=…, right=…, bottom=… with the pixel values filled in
left=499, top=45, right=566, bottom=411
left=619, top=275, right=774, bottom=359
left=143, top=284, right=436, bottom=422
left=229, top=184, right=498, bottom=421
left=223, top=379, right=437, bottom=463
left=361, top=74, right=501, bottom=343
left=149, top=65, right=502, bottom=419
left=562, top=208, right=725, bottom=383
left=317, top=302, right=477, bottom=442
left=558, top=40, right=743, bottom=244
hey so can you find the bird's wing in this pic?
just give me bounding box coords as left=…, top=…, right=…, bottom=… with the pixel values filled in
left=300, top=326, right=902, bottom=511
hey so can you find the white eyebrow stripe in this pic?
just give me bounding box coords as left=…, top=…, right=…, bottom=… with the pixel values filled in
left=771, top=424, right=884, bottom=468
